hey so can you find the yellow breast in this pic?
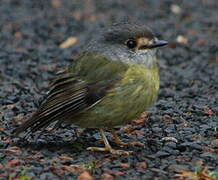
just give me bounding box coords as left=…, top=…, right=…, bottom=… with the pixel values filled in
left=73, top=63, right=160, bottom=128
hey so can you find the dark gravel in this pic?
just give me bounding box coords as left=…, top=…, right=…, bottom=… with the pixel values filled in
left=0, top=0, right=218, bottom=179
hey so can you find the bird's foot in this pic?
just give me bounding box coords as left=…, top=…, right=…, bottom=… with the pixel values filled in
left=87, top=146, right=133, bottom=155
left=110, top=129, right=144, bottom=147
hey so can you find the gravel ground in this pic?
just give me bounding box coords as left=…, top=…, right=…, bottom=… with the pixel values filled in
left=0, top=0, right=218, bottom=179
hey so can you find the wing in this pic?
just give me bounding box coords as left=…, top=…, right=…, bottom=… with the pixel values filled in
left=14, top=71, right=117, bottom=135
left=14, top=52, right=128, bottom=135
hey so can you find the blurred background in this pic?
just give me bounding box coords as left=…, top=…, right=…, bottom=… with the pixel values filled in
left=0, top=0, right=217, bottom=179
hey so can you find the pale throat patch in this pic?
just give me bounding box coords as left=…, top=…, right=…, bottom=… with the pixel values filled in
left=102, top=47, right=158, bottom=68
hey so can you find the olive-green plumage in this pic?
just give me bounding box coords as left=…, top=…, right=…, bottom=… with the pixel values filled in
left=70, top=52, right=159, bottom=128
left=14, top=22, right=167, bottom=154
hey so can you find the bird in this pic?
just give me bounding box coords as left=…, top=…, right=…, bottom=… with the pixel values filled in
left=14, top=22, right=167, bottom=155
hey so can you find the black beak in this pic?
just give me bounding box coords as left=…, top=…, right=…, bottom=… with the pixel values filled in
left=148, top=40, right=168, bottom=49
left=139, top=40, right=168, bottom=50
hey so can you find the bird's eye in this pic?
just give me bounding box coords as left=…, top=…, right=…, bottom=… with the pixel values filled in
left=126, top=39, right=137, bottom=49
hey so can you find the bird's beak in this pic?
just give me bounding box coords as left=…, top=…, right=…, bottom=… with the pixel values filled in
left=148, top=40, right=168, bottom=49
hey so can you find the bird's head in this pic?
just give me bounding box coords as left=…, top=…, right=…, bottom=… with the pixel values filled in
left=87, top=22, right=168, bottom=67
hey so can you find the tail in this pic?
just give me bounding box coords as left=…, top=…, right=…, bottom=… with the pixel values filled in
left=13, top=72, right=89, bottom=136
left=12, top=112, right=54, bottom=136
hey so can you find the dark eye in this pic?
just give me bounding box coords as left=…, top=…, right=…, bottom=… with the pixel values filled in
left=126, top=39, right=137, bottom=49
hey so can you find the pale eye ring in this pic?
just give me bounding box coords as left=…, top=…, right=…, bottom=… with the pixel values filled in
left=126, top=39, right=137, bottom=49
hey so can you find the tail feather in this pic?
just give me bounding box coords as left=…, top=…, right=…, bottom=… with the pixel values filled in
left=13, top=73, right=89, bottom=136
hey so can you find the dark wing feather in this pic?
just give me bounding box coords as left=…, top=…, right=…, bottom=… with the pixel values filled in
left=14, top=73, right=87, bottom=135
left=14, top=72, right=117, bottom=135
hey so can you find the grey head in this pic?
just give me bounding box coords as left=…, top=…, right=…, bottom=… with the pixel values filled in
left=86, top=22, right=167, bottom=68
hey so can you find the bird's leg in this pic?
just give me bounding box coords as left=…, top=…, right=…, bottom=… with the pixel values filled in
left=87, top=129, right=133, bottom=155
left=110, top=128, right=144, bottom=147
